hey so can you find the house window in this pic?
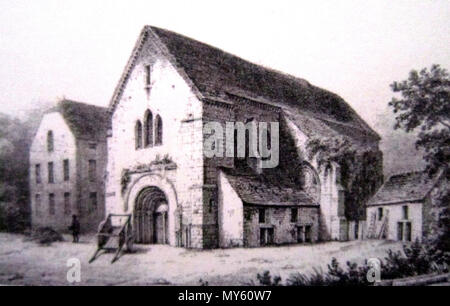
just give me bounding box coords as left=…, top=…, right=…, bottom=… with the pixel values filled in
left=89, top=192, right=97, bottom=213
left=145, top=65, right=151, bottom=86
left=48, top=162, right=54, bottom=183
left=47, top=131, right=54, bottom=152
left=402, top=205, right=408, bottom=220
left=260, top=228, right=274, bottom=246
left=378, top=207, right=383, bottom=221
left=258, top=208, right=266, bottom=223
left=144, top=110, right=153, bottom=147
left=88, top=160, right=96, bottom=182
left=155, top=115, right=163, bottom=145
left=88, top=142, right=97, bottom=150
left=135, top=120, right=143, bottom=149
left=291, top=208, right=298, bottom=223
left=35, top=164, right=41, bottom=184
left=49, top=193, right=55, bottom=215
left=63, top=159, right=69, bottom=181
left=64, top=192, right=71, bottom=215
left=35, top=194, right=41, bottom=216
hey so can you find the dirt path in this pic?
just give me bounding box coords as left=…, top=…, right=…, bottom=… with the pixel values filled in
left=0, top=233, right=402, bottom=285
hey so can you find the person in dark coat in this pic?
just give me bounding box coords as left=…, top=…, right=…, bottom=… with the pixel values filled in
left=68, top=215, right=80, bottom=243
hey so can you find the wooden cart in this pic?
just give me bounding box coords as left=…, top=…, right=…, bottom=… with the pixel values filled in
left=89, top=214, right=134, bottom=264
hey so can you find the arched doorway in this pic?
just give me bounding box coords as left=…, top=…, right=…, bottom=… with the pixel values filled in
left=134, top=186, right=169, bottom=244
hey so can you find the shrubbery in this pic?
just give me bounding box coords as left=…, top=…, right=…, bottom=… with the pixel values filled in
left=0, top=201, right=29, bottom=233
left=255, top=240, right=449, bottom=286
left=24, top=227, right=64, bottom=245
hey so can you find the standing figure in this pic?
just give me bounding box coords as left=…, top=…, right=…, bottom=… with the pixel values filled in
left=69, top=215, right=80, bottom=243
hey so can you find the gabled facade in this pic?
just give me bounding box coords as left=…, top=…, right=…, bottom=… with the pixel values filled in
left=105, top=26, right=383, bottom=249
left=366, top=170, right=448, bottom=242
left=29, top=100, right=108, bottom=232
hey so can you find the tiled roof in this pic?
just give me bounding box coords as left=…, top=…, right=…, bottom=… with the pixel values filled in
left=109, top=26, right=380, bottom=141
left=368, top=171, right=442, bottom=206
left=221, top=168, right=318, bottom=207
left=52, top=100, right=109, bottom=141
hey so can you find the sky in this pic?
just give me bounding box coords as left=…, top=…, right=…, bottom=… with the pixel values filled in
left=0, top=0, right=449, bottom=131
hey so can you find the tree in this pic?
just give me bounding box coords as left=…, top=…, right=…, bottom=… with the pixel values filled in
left=0, top=113, right=34, bottom=231
left=389, top=64, right=450, bottom=174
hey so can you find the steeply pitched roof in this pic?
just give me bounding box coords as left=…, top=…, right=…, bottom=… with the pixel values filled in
left=109, top=26, right=380, bottom=141
left=368, top=171, right=443, bottom=206
left=221, top=168, right=318, bottom=207
left=51, top=100, right=109, bottom=141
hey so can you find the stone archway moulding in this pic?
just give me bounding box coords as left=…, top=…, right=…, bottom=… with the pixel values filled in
left=125, top=173, right=178, bottom=246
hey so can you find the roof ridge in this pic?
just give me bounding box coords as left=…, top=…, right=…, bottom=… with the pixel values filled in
left=147, top=25, right=314, bottom=87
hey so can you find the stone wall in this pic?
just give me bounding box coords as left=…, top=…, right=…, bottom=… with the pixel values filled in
left=104, top=32, right=205, bottom=247
left=283, top=114, right=382, bottom=241
left=218, top=171, right=244, bottom=247
left=29, top=112, right=77, bottom=232
left=367, top=202, right=423, bottom=242
left=29, top=112, right=106, bottom=233
left=75, top=138, right=107, bottom=232
left=243, top=205, right=319, bottom=247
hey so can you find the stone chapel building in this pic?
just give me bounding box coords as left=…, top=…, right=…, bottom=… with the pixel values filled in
left=29, top=100, right=108, bottom=232
left=105, top=26, right=383, bottom=249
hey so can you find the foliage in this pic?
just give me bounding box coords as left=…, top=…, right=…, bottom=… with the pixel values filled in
left=256, top=240, right=448, bottom=286
left=256, top=271, right=282, bottom=286
left=198, top=278, right=209, bottom=286
left=388, top=64, right=450, bottom=175
left=24, top=226, right=64, bottom=245
left=306, top=136, right=355, bottom=165
left=0, top=113, right=37, bottom=232
left=305, top=136, right=383, bottom=220
left=286, top=268, right=328, bottom=286
left=286, top=259, right=371, bottom=286
left=389, top=65, right=449, bottom=258
left=434, top=188, right=450, bottom=253
left=0, top=200, right=29, bottom=232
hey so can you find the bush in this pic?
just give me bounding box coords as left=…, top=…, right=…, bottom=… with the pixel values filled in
left=382, top=239, right=448, bottom=279
left=25, top=227, right=64, bottom=245
left=286, top=259, right=371, bottom=286
left=287, top=268, right=329, bottom=286
left=0, top=201, right=29, bottom=233
left=256, top=240, right=449, bottom=286
left=256, top=271, right=282, bottom=286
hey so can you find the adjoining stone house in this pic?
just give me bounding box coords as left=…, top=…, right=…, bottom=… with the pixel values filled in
left=366, top=170, right=448, bottom=242
left=105, top=26, right=382, bottom=249
left=29, top=100, right=108, bottom=233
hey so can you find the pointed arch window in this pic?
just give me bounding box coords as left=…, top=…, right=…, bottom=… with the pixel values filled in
left=144, top=110, right=153, bottom=147
left=47, top=131, right=54, bottom=152
left=135, top=120, right=143, bottom=149
left=155, top=115, right=163, bottom=146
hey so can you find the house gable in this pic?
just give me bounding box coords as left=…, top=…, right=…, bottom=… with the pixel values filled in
left=30, top=112, right=77, bottom=161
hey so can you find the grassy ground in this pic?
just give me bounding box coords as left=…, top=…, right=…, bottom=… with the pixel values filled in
left=0, top=232, right=403, bottom=285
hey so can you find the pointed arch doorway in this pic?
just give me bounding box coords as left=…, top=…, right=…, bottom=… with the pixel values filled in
left=134, top=186, right=169, bottom=244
